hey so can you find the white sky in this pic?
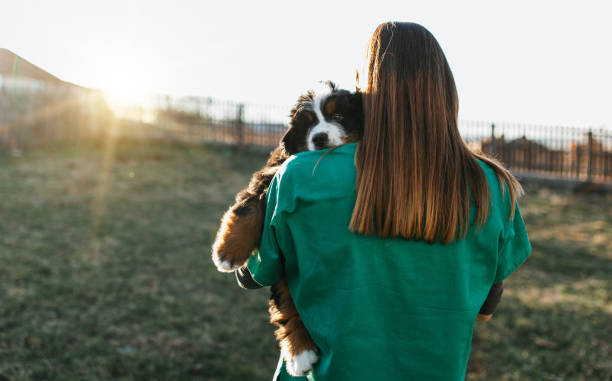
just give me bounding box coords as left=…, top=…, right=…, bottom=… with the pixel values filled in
left=2, top=0, right=611, bottom=127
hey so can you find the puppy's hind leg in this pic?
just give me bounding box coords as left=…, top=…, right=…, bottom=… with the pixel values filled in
left=212, top=196, right=264, bottom=272
left=269, top=278, right=319, bottom=377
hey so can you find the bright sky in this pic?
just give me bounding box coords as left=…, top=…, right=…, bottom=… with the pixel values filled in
left=2, top=0, right=611, bottom=127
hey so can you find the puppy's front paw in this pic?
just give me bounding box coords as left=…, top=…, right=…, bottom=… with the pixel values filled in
left=282, top=343, right=319, bottom=377
left=211, top=205, right=261, bottom=273
left=211, top=215, right=251, bottom=273
left=211, top=249, right=243, bottom=272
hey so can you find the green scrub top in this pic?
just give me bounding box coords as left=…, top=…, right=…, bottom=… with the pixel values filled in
left=247, top=142, right=531, bottom=381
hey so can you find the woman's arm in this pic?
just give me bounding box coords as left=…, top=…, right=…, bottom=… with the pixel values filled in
left=476, top=282, right=503, bottom=322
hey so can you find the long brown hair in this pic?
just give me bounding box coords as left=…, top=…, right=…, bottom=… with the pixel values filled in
left=350, top=22, right=523, bottom=244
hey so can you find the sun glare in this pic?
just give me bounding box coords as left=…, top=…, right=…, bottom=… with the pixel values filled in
left=97, top=65, right=158, bottom=123
left=100, top=71, right=151, bottom=103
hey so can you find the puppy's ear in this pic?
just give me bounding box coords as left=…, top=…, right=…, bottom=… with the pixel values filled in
left=281, top=125, right=300, bottom=154
left=282, top=107, right=312, bottom=154
left=282, top=91, right=315, bottom=154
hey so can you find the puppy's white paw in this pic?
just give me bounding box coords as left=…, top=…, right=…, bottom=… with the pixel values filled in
left=282, top=344, right=319, bottom=377
left=211, top=252, right=240, bottom=273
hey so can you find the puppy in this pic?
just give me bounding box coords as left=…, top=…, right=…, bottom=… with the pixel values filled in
left=212, top=82, right=364, bottom=376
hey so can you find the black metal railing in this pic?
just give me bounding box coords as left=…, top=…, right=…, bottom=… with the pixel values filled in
left=460, top=121, right=611, bottom=182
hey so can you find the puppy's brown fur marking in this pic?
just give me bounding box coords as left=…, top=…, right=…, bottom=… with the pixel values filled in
left=212, top=146, right=286, bottom=271
left=213, top=202, right=264, bottom=268
left=269, top=278, right=318, bottom=357
left=324, top=97, right=336, bottom=115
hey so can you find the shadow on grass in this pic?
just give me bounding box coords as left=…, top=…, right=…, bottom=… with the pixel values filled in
left=523, top=241, right=612, bottom=287
left=470, top=292, right=612, bottom=381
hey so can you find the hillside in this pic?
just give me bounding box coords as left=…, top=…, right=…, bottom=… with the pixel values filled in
left=0, top=48, right=62, bottom=84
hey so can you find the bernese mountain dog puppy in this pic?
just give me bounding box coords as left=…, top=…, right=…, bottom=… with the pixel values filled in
left=212, top=82, right=364, bottom=376
left=211, top=82, right=504, bottom=376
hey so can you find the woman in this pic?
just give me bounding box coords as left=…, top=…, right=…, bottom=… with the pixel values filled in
left=245, top=22, right=531, bottom=380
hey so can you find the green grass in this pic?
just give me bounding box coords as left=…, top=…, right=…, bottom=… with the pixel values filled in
left=470, top=185, right=612, bottom=380
left=0, top=138, right=610, bottom=380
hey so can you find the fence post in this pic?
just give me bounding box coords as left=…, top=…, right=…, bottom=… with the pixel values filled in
left=587, top=129, right=593, bottom=181
left=490, top=123, right=496, bottom=156
left=236, top=103, right=244, bottom=147
left=194, top=97, right=201, bottom=140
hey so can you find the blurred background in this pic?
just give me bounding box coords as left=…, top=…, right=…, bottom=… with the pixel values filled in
left=1, top=1, right=610, bottom=380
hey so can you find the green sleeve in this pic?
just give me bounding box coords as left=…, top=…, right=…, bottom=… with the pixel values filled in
left=494, top=202, right=532, bottom=283
left=246, top=173, right=285, bottom=287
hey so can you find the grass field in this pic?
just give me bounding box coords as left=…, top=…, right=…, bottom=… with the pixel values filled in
left=1, top=137, right=610, bottom=380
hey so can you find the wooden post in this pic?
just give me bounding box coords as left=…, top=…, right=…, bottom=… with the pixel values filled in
left=490, top=123, right=496, bottom=156
left=587, top=130, right=593, bottom=181
left=236, top=103, right=244, bottom=147
left=194, top=97, right=201, bottom=140
left=575, top=144, right=581, bottom=179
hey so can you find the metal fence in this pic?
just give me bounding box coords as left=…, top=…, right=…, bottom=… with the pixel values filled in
left=1, top=81, right=611, bottom=183
left=460, top=121, right=611, bottom=182
left=113, top=97, right=611, bottom=182
left=109, top=95, right=289, bottom=148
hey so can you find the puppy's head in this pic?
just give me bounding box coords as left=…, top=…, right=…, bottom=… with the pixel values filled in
left=281, top=82, right=363, bottom=154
